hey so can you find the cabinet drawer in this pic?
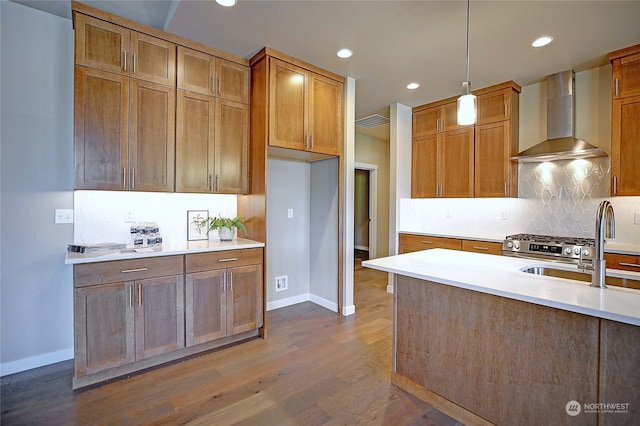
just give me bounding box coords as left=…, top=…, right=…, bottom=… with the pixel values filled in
left=462, top=240, right=503, bottom=255
left=605, top=253, right=640, bottom=272
left=399, top=234, right=461, bottom=251
left=74, top=256, right=184, bottom=287
left=186, top=248, right=263, bottom=273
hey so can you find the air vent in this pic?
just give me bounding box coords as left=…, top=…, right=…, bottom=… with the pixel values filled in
left=355, top=114, right=390, bottom=128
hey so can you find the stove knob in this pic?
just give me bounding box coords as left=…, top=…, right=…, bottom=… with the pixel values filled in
left=506, top=241, right=513, bottom=249
left=564, top=247, right=572, bottom=255
left=514, top=242, right=520, bottom=250
left=574, top=247, right=581, bottom=255
left=582, top=249, right=591, bottom=257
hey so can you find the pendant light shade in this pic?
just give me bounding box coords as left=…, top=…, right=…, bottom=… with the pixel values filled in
left=457, top=0, right=476, bottom=125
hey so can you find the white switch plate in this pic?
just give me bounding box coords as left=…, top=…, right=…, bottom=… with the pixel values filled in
left=635, top=212, right=640, bottom=225
left=125, top=210, right=136, bottom=223
left=287, top=208, right=293, bottom=219
left=55, top=209, right=74, bottom=224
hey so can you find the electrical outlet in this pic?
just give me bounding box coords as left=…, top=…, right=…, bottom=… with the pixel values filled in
left=275, top=275, right=288, bottom=292
left=124, top=210, right=135, bottom=223
left=500, top=210, right=508, bottom=220
left=287, top=209, right=293, bottom=219
left=635, top=212, right=640, bottom=225
left=54, top=209, right=74, bottom=224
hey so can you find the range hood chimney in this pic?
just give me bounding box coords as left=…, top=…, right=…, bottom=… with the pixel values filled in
left=511, top=70, right=606, bottom=162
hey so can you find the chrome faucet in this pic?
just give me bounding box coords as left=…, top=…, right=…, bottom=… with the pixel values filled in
left=590, top=200, right=615, bottom=288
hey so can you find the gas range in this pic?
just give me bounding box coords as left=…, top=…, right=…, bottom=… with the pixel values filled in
left=502, top=233, right=595, bottom=264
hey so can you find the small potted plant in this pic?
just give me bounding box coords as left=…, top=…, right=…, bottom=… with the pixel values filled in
left=196, top=215, right=247, bottom=241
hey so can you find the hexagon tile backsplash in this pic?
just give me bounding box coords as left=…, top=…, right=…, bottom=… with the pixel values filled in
left=519, top=157, right=638, bottom=242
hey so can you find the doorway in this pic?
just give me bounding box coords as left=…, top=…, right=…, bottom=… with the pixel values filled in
left=353, top=163, right=378, bottom=265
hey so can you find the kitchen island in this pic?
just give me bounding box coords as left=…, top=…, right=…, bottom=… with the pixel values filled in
left=363, top=249, right=640, bottom=425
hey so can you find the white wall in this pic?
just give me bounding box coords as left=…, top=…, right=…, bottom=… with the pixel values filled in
left=355, top=133, right=390, bottom=257
left=1, top=1, right=75, bottom=375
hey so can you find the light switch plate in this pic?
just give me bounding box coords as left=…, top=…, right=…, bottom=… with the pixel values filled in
left=55, top=209, right=74, bottom=224
left=287, top=209, right=293, bottom=219
left=635, top=212, right=640, bottom=225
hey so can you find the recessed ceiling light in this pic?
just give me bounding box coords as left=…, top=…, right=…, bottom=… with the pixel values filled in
left=216, top=0, right=237, bottom=7
left=337, top=49, right=353, bottom=59
left=532, top=36, right=553, bottom=48
left=407, top=83, right=420, bottom=90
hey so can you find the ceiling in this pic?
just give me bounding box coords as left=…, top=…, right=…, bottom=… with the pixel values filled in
left=12, top=0, right=640, bottom=140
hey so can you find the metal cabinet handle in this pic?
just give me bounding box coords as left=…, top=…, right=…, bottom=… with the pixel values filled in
left=615, top=78, right=619, bottom=96
left=123, top=168, right=127, bottom=189
left=229, top=271, right=233, bottom=291
left=223, top=273, right=227, bottom=292
left=472, top=246, right=489, bottom=251
left=218, top=258, right=238, bottom=263
left=129, top=285, right=133, bottom=308
left=613, top=176, right=618, bottom=194
left=215, top=175, right=220, bottom=192
left=421, top=241, right=433, bottom=245
left=504, top=181, right=508, bottom=196
left=131, top=168, right=135, bottom=189
left=138, top=284, right=142, bottom=306
left=504, top=103, right=508, bottom=117
left=310, top=134, right=314, bottom=149
left=133, top=53, right=136, bottom=74
left=217, top=77, right=221, bottom=95
left=121, top=267, right=148, bottom=273
left=123, top=50, right=127, bottom=72
left=212, top=76, right=215, bottom=94
left=208, top=174, right=212, bottom=191
left=619, top=263, right=640, bottom=268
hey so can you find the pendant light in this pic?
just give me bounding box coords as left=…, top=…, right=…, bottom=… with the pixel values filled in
left=457, top=0, right=476, bottom=125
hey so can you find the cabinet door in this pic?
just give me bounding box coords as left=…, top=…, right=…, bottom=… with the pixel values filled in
left=74, top=14, right=129, bottom=75
left=412, top=135, right=439, bottom=198
left=215, top=100, right=248, bottom=194
left=129, top=79, right=175, bottom=192
left=176, top=90, right=216, bottom=193
left=475, top=121, right=511, bottom=197
left=477, top=89, right=511, bottom=125
left=227, top=265, right=263, bottom=336
left=612, top=53, right=640, bottom=99
left=135, top=275, right=185, bottom=360
left=611, top=95, right=640, bottom=195
left=269, top=58, right=308, bottom=151
left=130, top=31, right=176, bottom=86
left=185, top=269, right=227, bottom=346
left=413, top=107, right=441, bottom=137
left=74, top=66, right=129, bottom=190
left=308, top=73, right=343, bottom=155
left=442, top=101, right=467, bottom=132
left=74, top=282, right=135, bottom=377
left=216, top=58, right=249, bottom=103
left=177, top=46, right=215, bottom=95
left=441, top=128, right=474, bottom=198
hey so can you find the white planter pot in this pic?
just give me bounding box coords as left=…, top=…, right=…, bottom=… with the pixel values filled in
left=217, top=227, right=235, bottom=241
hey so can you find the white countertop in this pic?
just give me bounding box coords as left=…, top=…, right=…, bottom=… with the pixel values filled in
left=363, top=249, right=640, bottom=326
left=65, top=238, right=265, bottom=265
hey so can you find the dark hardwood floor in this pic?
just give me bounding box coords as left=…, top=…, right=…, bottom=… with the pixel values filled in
left=1, top=258, right=461, bottom=425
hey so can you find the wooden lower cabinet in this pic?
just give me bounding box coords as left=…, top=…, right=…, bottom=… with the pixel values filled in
left=399, top=233, right=462, bottom=253
left=73, top=249, right=263, bottom=388
left=461, top=239, right=503, bottom=255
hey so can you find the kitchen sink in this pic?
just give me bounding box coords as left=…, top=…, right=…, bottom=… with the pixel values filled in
left=521, top=266, right=640, bottom=290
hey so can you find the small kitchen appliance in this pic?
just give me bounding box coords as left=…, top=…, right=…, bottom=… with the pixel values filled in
left=502, top=233, right=595, bottom=265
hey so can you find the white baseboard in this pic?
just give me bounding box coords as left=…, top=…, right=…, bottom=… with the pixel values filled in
left=266, top=293, right=310, bottom=311
left=354, top=245, right=369, bottom=251
left=309, top=294, right=338, bottom=313
left=0, top=347, right=73, bottom=377
left=342, top=305, right=356, bottom=316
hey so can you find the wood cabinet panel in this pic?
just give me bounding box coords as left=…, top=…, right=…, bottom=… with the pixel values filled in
left=399, top=234, right=462, bottom=251
left=227, top=264, right=263, bottom=335
left=185, top=248, right=263, bottom=273
left=129, top=79, right=175, bottom=192
left=185, top=269, right=227, bottom=346
left=440, top=127, right=474, bottom=198
left=461, top=240, right=503, bottom=255
left=130, top=31, right=176, bottom=86
left=74, top=66, right=129, bottom=190
left=611, top=47, right=640, bottom=99
left=74, top=282, right=135, bottom=377
left=604, top=253, right=640, bottom=272
left=309, top=73, right=343, bottom=155
left=413, top=107, right=440, bottom=137
left=175, top=90, right=216, bottom=193
left=611, top=95, right=640, bottom=195
left=216, top=58, right=249, bottom=103
left=476, top=88, right=511, bottom=124
left=74, top=255, right=184, bottom=287
left=411, top=135, right=438, bottom=198
left=177, top=46, right=215, bottom=95
left=474, top=121, right=512, bottom=197
left=75, top=14, right=129, bottom=75
left=269, top=58, right=308, bottom=151
left=135, top=275, right=185, bottom=360
left=215, top=100, right=249, bottom=194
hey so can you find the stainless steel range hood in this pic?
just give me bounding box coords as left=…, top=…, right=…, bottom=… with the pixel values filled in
left=511, top=70, right=606, bottom=162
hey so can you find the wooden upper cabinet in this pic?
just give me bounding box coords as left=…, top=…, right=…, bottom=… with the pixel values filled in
left=216, top=59, right=249, bottom=103
left=611, top=95, right=640, bottom=196
left=475, top=120, right=514, bottom=197
left=175, top=90, right=216, bottom=193
left=177, top=46, right=216, bottom=95
left=441, top=127, right=474, bottom=198
left=269, top=58, right=309, bottom=151
left=129, top=79, right=175, bottom=192
left=129, top=32, right=176, bottom=86
left=75, top=14, right=175, bottom=86
left=215, top=100, right=249, bottom=193
left=476, top=88, right=513, bottom=124
left=611, top=44, right=640, bottom=99
left=309, top=73, right=343, bottom=155
left=413, top=107, right=441, bottom=137
left=74, top=66, right=129, bottom=190
left=412, top=135, right=439, bottom=198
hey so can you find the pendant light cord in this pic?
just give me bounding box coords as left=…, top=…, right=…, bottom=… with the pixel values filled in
left=465, top=0, right=470, bottom=82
